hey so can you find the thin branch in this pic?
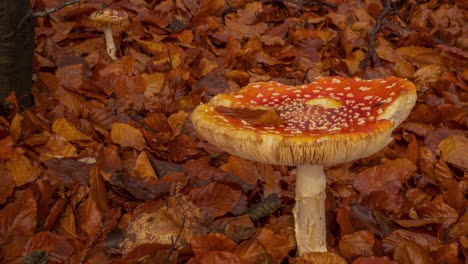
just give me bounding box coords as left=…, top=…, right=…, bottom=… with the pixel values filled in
left=360, top=0, right=392, bottom=70
left=33, top=0, right=81, bottom=17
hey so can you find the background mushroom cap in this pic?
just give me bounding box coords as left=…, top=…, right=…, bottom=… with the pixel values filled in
left=90, top=8, right=129, bottom=30
left=190, top=76, right=417, bottom=166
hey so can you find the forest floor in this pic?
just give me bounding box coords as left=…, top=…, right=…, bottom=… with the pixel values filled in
left=0, top=0, right=467, bottom=263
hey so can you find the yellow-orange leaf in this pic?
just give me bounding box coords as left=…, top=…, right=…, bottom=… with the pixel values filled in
left=111, top=123, right=147, bottom=150
left=134, top=151, right=157, bottom=178
left=52, top=117, right=91, bottom=141
left=5, top=152, right=40, bottom=187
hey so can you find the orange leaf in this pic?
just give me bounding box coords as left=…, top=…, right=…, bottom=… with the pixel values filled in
left=111, top=122, right=147, bottom=150
left=54, top=204, right=79, bottom=240
left=0, top=136, right=14, bottom=160
left=235, top=228, right=293, bottom=263
left=393, top=239, right=433, bottom=264
left=52, top=117, right=92, bottom=141
left=189, top=182, right=241, bottom=218
left=9, top=113, right=23, bottom=143
left=438, top=135, right=468, bottom=171
left=382, top=229, right=440, bottom=255
left=134, top=151, right=157, bottom=178
left=0, top=167, right=14, bottom=204
left=352, top=256, right=397, bottom=264
left=200, top=251, right=242, bottom=264
left=89, top=166, right=109, bottom=213
left=338, top=230, right=375, bottom=260
left=77, top=197, right=102, bottom=244
left=39, top=134, right=78, bottom=161
left=0, top=189, right=37, bottom=244
left=4, top=151, right=40, bottom=187
left=220, top=156, right=259, bottom=186
left=22, top=231, right=74, bottom=263
left=191, top=233, right=237, bottom=257
left=295, top=252, right=347, bottom=264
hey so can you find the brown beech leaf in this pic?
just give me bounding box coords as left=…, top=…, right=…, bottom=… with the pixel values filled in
left=39, top=134, right=78, bottom=161
left=220, top=156, right=259, bottom=186
left=293, top=252, right=347, bottom=264
left=52, top=117, right=91, bottom=141
left=438, top=135, right=468, bottom=171
left=381, top=229, right=440, bottom=255
left=89, top=165, right=109, bottom=213
left=199, top=251, right=242, bottom=264
left=433, top=242, right=459, bottom=264
left=0, top=166, right=15, bottom=205
left=191, top=233, right=237, bottom=256
left=77, top=196, right=102, bottom=244
left=54, top=204, right=79, bottom=240
left=0, top=136, right=14, bottom=160
left=215, top=106, right=284, bottom=126
left=111, top=122, right=147, bottom=150
left=183, top=157, right=224, bottom=180
left=0, top=189, right=37, bottom=244
left=352, top=256, right=398, bottom=264
left=22, top=231, right=74, bottom=264
left=4, top=151, right=40, bottom=187
left=338, top=230, right=375, bottom=260
left=448, top=212, right=468, bottom=239
left=353, top=160, right=415, bottom=196
left=189, top=182, right=241, bottom=218
left=235, top=228, right=293, bottom=263
left=416, top=200, right=458, bottom=226
left=393, top=239, right=433, bottom=264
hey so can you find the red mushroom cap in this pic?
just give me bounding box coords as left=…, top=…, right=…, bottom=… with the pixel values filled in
left=190, top=76, right=416, bottom=165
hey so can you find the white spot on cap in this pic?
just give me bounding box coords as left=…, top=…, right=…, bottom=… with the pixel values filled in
left=234, top=95, right=244, bottom=98
left=359, top=86, right=371, bottom=91
left=256, top=93, right=264, bottom=98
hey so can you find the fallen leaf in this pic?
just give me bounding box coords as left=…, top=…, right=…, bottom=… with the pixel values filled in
left=0, top=189, right=37, bottom=244
left=134, top=151, right=157, bottom=178
left=191, top=233, right=237, bottom=256
left=382, top=229, right=440, bottom=254
left=215, top=105, right=284, bottom=126
left=235, top=228, right=293, bottom=263
left=22, top=231, right=74, bottom=264
left=52, top=117, right=92, bottom=141
left=339, top=230, right=375, bottom=260
left=190, top=182, right=241, bottom=218
left=77, top=196, right=101, bottom=244
left=4, top=151, right=41, bottom=187
left=438, top=135, right=468, bottom=171
left=111, top=122, right=147, bottom=150
left=352, top=256, right=397, bottom=264
left=0, top=136, right=14, bottom=160
left=393, top=239, right=433, bottom=264
left=293, top=252, right=347, bottom=264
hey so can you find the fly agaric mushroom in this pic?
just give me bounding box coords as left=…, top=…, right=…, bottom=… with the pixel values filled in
left=190, top=76, right=416, bottom=255
left=90, top=8, right=129, bottom=60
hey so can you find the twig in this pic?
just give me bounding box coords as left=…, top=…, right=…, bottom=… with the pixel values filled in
left=33, top=0, right=81, bottom=17
left=360, top=0, right=392, bottom=70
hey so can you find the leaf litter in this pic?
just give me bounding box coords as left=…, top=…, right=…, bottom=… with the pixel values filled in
left=0, top=0, right=466, bottom=263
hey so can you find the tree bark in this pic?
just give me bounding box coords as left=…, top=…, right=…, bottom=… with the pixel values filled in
left=0, top=0, right=34, bottom=108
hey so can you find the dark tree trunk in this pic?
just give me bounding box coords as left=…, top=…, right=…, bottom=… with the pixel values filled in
left=0, top=0, right=34, bottom=109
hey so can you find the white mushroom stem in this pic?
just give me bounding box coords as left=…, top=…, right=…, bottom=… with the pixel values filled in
left=102, top=27, right=117, bottom=60
left=293, top=164, right=327, bottom=255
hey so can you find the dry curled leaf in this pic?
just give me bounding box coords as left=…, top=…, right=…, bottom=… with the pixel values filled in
left=215, top=106, right=285, bottom=126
